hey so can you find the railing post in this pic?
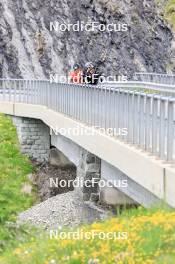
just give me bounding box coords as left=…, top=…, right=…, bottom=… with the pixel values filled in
left=159, top=98, right=166, bottom=160
left=167, top=99, right=174, bottom=162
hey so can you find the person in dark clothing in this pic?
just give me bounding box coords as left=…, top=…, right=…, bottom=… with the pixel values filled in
left=83, top=62, right=101, bottom=85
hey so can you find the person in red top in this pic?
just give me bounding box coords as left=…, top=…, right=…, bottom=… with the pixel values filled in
left=69, top=63, right=83, bottom=84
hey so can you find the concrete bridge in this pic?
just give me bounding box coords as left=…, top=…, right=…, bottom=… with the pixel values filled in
left=0, top=77, right=175, bottom=208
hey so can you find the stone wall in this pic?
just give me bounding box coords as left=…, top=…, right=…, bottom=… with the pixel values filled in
left=80, top=150, right=101, bottom=203
left=12, top=116, right=50, bottom=163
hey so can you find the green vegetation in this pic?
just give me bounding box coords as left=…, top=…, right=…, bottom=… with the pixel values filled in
left=0, top=114, right=175, bottom=264
left=0, top=207, right=175, bottom=264
left=165, top=0, right=175, bottom=30
left=0, top=114, right=37, bottom=251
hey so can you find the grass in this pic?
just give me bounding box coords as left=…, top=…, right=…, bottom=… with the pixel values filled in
left=0, top=207, right=175, bottom=264
left=0, top=114, right=175, bottom=264
left=0, top=114, right=37, bottom=252
left=164, top=0, right=175, bottom=30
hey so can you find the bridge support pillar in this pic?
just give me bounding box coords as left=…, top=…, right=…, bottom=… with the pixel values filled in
left=51, top=133, right=137, bottom=205
left=12, top=116, right=50, bottom=163
left=80, top=151, right=101, bottom=202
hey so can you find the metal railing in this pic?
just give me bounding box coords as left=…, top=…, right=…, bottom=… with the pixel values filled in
left=0, top=79, right=175, bottom=163
left=134, top=72, right=175, bottom=85
left=100, top=81, right=175, bottom=97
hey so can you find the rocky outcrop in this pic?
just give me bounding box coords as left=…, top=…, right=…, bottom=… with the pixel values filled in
left=162, top=0, right=175, bottom=72
left=0, top=0, right=173, bottom=79
left=0, top=2, right=21, bottom=78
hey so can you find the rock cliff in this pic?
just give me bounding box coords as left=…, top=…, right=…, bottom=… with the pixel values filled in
left=0, top=0, right=173, bottom=79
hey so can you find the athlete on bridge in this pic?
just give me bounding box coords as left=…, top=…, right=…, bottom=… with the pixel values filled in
left=83, top=62, right=101, bottom=85
left=70, top=62, right=101, bottom=85
left=70, top=63, right=83, bottom=84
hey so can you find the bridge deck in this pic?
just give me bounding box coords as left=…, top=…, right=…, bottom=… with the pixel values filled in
left=0, top=79, right=175, bottom=207
left=0, top=79, right=175, bottom=163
